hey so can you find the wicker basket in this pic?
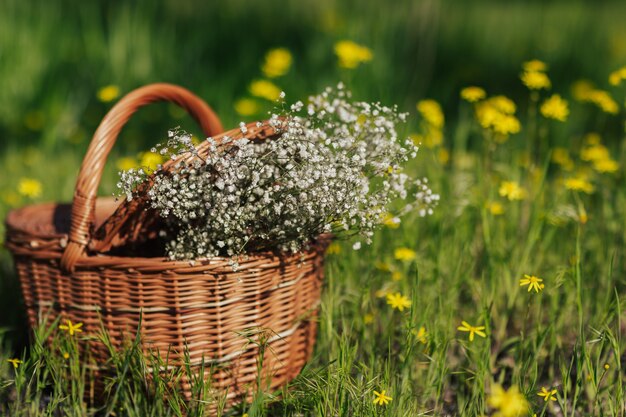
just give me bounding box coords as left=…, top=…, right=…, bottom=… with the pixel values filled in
left=4, top=83, right=327, bottom=407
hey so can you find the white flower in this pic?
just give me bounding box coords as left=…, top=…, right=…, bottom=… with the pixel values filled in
left=117, top=86, right=438, bottom=262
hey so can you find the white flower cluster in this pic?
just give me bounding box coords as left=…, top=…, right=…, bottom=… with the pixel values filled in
left=118, top=84, right=439, bottom=260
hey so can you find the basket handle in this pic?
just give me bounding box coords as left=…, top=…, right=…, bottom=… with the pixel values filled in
left=60, top=83, right=224, bottom=273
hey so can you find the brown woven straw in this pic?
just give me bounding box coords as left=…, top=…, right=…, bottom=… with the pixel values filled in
left=5, top=83, right=328, bottom=408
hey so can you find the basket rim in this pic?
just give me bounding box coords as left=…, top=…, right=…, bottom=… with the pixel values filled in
left=5, top=198, right=331, bottom=269
left=5, top=197, right=118, bottom=239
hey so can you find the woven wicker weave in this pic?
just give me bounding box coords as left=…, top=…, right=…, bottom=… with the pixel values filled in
left=4, top=83, right=328, bottom=408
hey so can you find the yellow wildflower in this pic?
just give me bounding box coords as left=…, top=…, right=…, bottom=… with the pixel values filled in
left=581, top=143, right=610, bottom=162
left=488, top=384, right=529, bottom=417
left=608, top=66, right=626, bottom=86
left=412, top=326, right=428, bottom=344
left=573, top=82, right=619, bottom=113
left=234, top=98, right=261, bottom=116
left=540, top=94, right=569, bottom=122
left=364, top=313, right=374, bottom=324
left=116, top=156, right=137, bottom=171
left=486, top=201, right=504, bottom=216
left=63, top=352, right=70, bottom=359
left=394, top=247, right=416, bottom=261
left=417, top=99, right=444, bottom=129
left=7, top=358, right=23, bottom=369
left=420, top=127, right=444, bottom=148
left=139, top=152, right=165, bottom=173
left=386, top=292, right=412, bottom=311
left=498, top=181, right=526, bottom=201
left=326, top=242, right=342, bottom=255
left=489, top=96, right=516, bottom=114
left=523, top=59, right=547, bottom=72
left=593, top=158, right=619, bottom=173
left=382, top=212, right=400, bottom=229
left=537, top=387, right=557, bottom=402
left=391, top=271, right=403, bottom=281
left=551, top=148, right=574, bottom=171
left=373, top=389, right=392, bottom=406
left=492, top=114, right=521, bottom=135
left=519, top=274, right=544, bottom=293
left=521, top=71, right=551, bottom=90
left=18, top=178, right=42, bottom=198
left=97, top=85, right=120, bottom=102
left=475, top=96, right=521, bottom=137
left=564, top=177, right=595, bottom=194
left=604, top=363, right=610, bottom=370
left=475, top=102, right=500, bottom=128
left=587, top=90, right=619, bottom=114
left=457, top=321, right=486, bottom=341
left=334, top=40, right=373, bottom=69
left=59, top=320, right=83, bottom=336
left=249, top=80, right=282, bottom=101
left=460, top=86, right=486, bottom=102
left=261, top=48, right=292, bottom=78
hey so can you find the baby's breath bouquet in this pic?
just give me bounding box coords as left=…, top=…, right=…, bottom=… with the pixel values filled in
left=118, top=84, right=438, bottom=263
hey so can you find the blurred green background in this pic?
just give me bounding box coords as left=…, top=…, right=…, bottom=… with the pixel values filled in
left=3, top=0, right=626, bottom=154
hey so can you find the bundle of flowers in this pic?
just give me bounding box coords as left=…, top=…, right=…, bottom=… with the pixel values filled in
left=117, top=84, right=438, bottom=262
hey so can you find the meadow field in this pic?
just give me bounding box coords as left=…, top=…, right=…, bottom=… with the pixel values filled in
left=1, top=0, right=626, bottom=415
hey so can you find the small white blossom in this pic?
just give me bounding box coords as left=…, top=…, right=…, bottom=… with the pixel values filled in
left=117, top=86, right=438, bottom=262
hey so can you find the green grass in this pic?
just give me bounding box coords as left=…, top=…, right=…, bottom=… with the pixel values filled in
left=2, top=0, right=626, bottom=415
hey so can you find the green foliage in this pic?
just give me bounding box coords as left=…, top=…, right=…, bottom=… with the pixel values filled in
left=2, top=0, right=626, bottom=415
